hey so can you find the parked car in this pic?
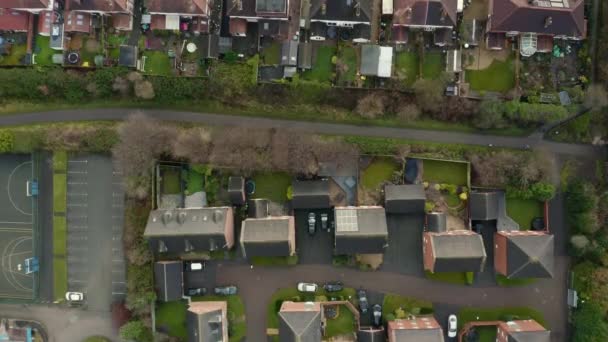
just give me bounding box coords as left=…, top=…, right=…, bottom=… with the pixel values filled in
left=185, top=261, right=205, bottom=271
left=65, top=292, right=84, bottom=302
left=187, top=287, right=206, bottom=296
left=307, top=213, right=316, bottom=235
left=372, top=304, right=382, bottom=327
left=320, top=213, right=329, bottom=232
left=297, top=282, right=318, bottom=293
left=448, top=314, right=457, bottom=338
left=214, top=286, right=238, bottom=296
left=357, top=289, right=369, bottom=313
left=323, top=282, right=343, bottom=292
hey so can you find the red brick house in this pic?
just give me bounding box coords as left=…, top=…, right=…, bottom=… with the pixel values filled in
left=0, top=0, right=49, bottom=32
left=392, top=0, right=457, bottom=46
left=496, top=319, right=550, bottom=341
left=494, top=230, right=554, bottom=279
left=486, top=0, right=586, bottom=56
left=65, top=0, right=134, bottom=31
left=388, top=317, right=444, bottom=341
left=146, top=0, right=210, bottom=32
left=227, top=0, right=293, bottom=38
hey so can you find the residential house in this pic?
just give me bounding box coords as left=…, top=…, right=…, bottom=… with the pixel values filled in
left=384, top=184, right=426, bottom=214
left=309, top=0, right=372, bottom=43
left=66, top=0, right=134, bottom=31
left=228, top=176, right=246, bottom=206
left=146, top=0, right=209, bottom=32
left=227, top=0, right=291, bottom=38
left=497, top=319, right=550, bottom=341
left=494, top=230, right=554, bottom=278
left=392, top=0, right=457, bottom=46
left=486, top=0, right=586, bottom=56
left=154, top=261, right=183, bottom=302
left=423, top=230, right=487, bottom=273
left=334, top=206, right=388, bottom=254
left=144, top=207, right=235, bottom=255
left=240, top=216, right=296, bottom=258
left=1, top=0, right=50, bottom=13
left=187, top=301, right=229, bottom=342
left=292, top=180, right=331, bottom=210
left=0, top=10, right=32, bottom=32
left=360, top=44, right=394, bottom=78
left=278, top=301, right=323, bottom=341
left=388, top=317, right=444, bottom=341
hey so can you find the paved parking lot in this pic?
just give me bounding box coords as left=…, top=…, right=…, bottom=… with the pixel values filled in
left=381, top=214, right=425, bottom=276
left=294, top=209, right=334, bottom=264
left=66, top=155, right=125, bottom=311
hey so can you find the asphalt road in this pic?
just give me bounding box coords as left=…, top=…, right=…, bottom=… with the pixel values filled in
left=0, top=109, right=601, bottom=157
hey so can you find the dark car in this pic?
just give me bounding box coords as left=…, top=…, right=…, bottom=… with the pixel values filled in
left=214, top=285, right=238, bottom=296
left=184, top=261, right=205, bottom=272
left=186, top=287, right=206, bottom=296
left=307, top=213, right=316, bottom=235
left=357, top=289, right=369, bottom=314
left=323, top=282, right=343, bottom=292
left=372, top=304, right=382, bottom=326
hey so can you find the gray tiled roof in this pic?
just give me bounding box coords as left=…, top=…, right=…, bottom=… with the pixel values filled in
left=279, top=310, right=322, bottom=342
left=385, top=184, right=426, bottom=214
left=506, top=233, right=554, bottom=278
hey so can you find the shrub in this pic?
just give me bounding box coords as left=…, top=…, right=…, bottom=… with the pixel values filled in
left=134, top=80, right=155, bottom=99
left=355, top=94, right=386, bottom=119
left=413, top=78, right=446, bottom=114
left=572, top=303, right=608, bottom=342
left=118, top=320, right=152, bottom=342
left=474, top=99, right=506, bottom=129
left=0, top=130, right=14, bottom=152
left=465, top=272, right=474, bottom=285
left=397, top=104, right=421, bottom=121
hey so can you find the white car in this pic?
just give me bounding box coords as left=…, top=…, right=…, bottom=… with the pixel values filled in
left=65, top=292, right=84, bottom=302
left=448, top=314, right=457, bottom=338
left=297, top=282, right=318, bottom=293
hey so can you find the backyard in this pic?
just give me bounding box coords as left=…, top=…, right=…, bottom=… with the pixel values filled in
left=301, top=45, right=336, bottom=83
left=506, top=198, right=543, bottom=230
left=394, top=51, right=419, bottom=87
left=466, top=57, right=516, bottom=93
left=361, top=157, right=401, bottom=190
left=107, top=33, right=129, bottom=59
left=143, top=50, right=172, bottom=76
left=252, top=172, right=291, bottom=204
left=260, top=41, right=281, bottom=65
left=0, top=42, right=27, bottom=66
left=161, top=167, right=182, bottom=195
left=496, top=274, right=537, bottom=287
left=325, top=305, right=356, bottom=337
left=421, top=158, right=469, bottom=186
left=335, top=44, right=358, bottom=86
left=422, top=52, right=444, bottom=79
left=34, top=35, right=55, bottom=66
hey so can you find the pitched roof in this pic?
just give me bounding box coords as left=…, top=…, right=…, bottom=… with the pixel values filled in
left=508, top=331, right=551, bottom=342
left=426, top=231, right=487, bottom=272
left=388, top=318, right=444, bottom=342
left=334, top=206, right=388, bottom=254
left=227, top=0, right=289, bottom=17
left=187, top=301, right=228, bottom=342
left=385, top=184, right=426, bottom=214
left=393, top=0, right=457, bottom=27
left=145, top=207, right=231, bottom=237
left=502, top=231, right=554, bottom=278
left=228, top=176, right=245, bottom=205
left=499, top=320, right=550, bottom=342
left=146, top=0, right=208, bottom=15
left=68, top=0, right=131, bottom=12
left=292, top=180, right=330, bottom=209
left=240, top=216, right=294, bottom=257
left=154, top=261, right=183, bottom=302
left=489, top=0, right=585, bottom=37
left=0, top=0, right=49, bottom=9
left=310, top=0, right=371, bottom=23
left=0, top=10, right=30, bottom=31
left=469, top=191, right=499, bottom=220
left=360, top=44, right=393, bottom=78
left=279, top=302, right=322, bottom=342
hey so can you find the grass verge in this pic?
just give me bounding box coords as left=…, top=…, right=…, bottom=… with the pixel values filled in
left=425, top=271, right=469, bottom=285
left=52, top=151, right=68, bottom=301
left=495, top=275, right=537, bottom=287
left=382, top=293, right=433, bottom=319
left=251, top=255, right=298, bottom=266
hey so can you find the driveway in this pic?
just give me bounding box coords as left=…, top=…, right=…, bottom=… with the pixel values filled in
left=381, top=214, right=424, bottom=276
left=0, top=109, right=601, bottom=157
left=0, top=303, right=116, bottom=342
left=294, top=209, right=334, bottom=264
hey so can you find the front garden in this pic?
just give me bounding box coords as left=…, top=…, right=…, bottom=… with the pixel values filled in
left=382, top=293, right=433, bottom=322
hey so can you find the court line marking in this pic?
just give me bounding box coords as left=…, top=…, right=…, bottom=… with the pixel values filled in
left=0, top=228, right=32, bottom=232
left=1, top=236, right=33, bottom=292
left=6, top=161, right=33, bottom=216
left=0, top=221, right=32, bottom=225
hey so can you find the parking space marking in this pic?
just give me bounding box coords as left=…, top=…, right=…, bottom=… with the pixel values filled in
left=68, top=160, right=88, bottom=163
left=67, top=170, right=87, bottom=174
left=67, top=203, right=88, bottom=208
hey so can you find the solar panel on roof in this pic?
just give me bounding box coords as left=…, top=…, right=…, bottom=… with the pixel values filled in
left=336, top=209, right=359, bottom=232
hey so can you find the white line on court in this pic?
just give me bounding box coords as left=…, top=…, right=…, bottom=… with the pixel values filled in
left=68, top=182, right=87, bottom=185
left=6, top=161, right=33, bottom=216
left=68, top=171, right=87, bottom=174
left=67, top=203, right=88, bottom=207
left=68, top=160, right=88, bottom=163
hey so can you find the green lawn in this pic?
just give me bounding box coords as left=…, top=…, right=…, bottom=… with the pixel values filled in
left=466, top=57, right=515, bottom=93
left=251, top=255, right=298, bottom=266
left=458, top=307, right=547, bottom=329
left=252, top=172, right=291, bottom=203
left=394, top=51, right=419, bottom=87
left=325, top=305, right=356, bottom=337
left=155, top=300, right=188, bottom=340
left=83, top=337, right=111, bottom=342
left=0, top=43, right=27, bottom=66
left=422, top=52, right=443, bottom=79
left=425, top=271, right=468, bottom=285
left=382, top=293, right=433, bottom=319
left=361, top=157, right=401, bottom=190
left=301, top=45, right=336, bottom=83
left=477, top=326, right=497, bottom=342
left=506, top=198, right=543, bottom=230
left=143, top=50, right=172, bottom=76
left=52, top=151, right=68, bottom=301
left=53, top=173, right=66, bottom=213
left=336, top=45, right=357, bottom=86
left=194, top=295, right=246, bottom=342
left=161, top=168, right=181, bottom=195
left=186, top=169, right=204, bottom=194
left=34, top=35, right=56, bottom=66
left=422, top=159, right=469, bottom=186
left=261, top=41, right=281, bottom=65
left=496, top=275, right=537, bottom=287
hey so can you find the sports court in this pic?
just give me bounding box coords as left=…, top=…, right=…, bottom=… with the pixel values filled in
left=0, top=154, right=37, bottom=299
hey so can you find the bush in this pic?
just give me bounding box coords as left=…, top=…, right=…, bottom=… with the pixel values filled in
left=572, top=303, right=608, bottom=342
left=397, top=104, right=421, bottom=121
left=355, top=94, right=386, bottom=119
left=118, top=320, right=152, bottom=342
left=503, top=101, right=569, bottom=125
left=465, top=272, right=474, bottom=285
left=474, top=99, right=506, bottom=129
left=0, top=130, right=14, bottom=152
left=413, top=78, right=446, bottom=114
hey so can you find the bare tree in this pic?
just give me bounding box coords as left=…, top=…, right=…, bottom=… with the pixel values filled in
left=584, top=84, right=608, bottom=111
left=171, top=127, right=213, bottom=163
left=397, top=104, right=421, bottom=122
left=355, top=94, right=386, bottom=119
left=134, top=80, right=155, bottom=100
